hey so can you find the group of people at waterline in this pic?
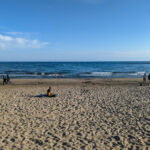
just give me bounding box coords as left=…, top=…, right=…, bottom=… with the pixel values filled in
left=2, top=74, right=10, bottom=85
left=143, top=73, right=150, bottom=84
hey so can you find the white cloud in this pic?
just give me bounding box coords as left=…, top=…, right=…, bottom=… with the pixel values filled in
left=5, top=31, right=39, bottom=37
left=0, top=34, right=13, bottom=41
left=5, top=32, right=25, bottom=36
left=0, top=34, right=48, bottom=49
left=16, top=37, right=27, bottom=44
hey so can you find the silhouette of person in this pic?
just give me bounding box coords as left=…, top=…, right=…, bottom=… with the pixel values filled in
left=143, top=73, right=146, bottom=84
left=6, top=74, right=10, bottom=83
left=3, top=75, right=6, bottom=85
left=148, top=73, right=150, bottom=83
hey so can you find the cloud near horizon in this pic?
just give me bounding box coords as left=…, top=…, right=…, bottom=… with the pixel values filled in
left=0, top=34, right=48, bottom=50
left=5, top=31, right=40, bottom=37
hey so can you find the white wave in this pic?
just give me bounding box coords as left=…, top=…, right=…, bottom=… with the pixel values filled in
left=130, top=72, right=145, bottom=76
left=80, top=71, right=146, bottom=77
left=80, top=72, right=113, bottom=77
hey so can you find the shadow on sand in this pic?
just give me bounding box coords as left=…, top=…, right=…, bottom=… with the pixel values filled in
left=35, top=94, right=57, bottom=98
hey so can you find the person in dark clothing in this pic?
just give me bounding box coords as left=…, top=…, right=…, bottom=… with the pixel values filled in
left=143, top=73, right=146, bottom=84
left=3, top=75, right=7, bottom=85
left=148, top=73, right=150, bottom=83
left=6, top=74, right=10, bottom=83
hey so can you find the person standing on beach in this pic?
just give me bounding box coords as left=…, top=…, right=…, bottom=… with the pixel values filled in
left=143, top=73, right=146, bottom=84
left=6, top=74, right=10, bottom=83
left=3, top=75, right=6, bottom=85
left=148, top=73, right=150, bottom=83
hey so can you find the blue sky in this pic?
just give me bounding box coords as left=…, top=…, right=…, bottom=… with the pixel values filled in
left=0, top=0, right=150, bottom=61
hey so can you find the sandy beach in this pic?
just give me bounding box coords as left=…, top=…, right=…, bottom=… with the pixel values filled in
left=0, top=78, right=150, bottom=149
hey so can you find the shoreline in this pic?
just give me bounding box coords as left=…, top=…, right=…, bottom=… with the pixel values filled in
left=0, top=78, right=144, bottom=86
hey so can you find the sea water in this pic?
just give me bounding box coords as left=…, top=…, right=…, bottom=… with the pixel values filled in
left=0, top=61, right=150, bottom=79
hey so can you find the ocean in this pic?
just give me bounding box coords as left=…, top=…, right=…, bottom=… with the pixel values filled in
left=0, top=61, right=150, bottom=79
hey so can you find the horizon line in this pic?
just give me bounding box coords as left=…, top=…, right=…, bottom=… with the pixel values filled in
left=0, top=60, right=150, bottom=62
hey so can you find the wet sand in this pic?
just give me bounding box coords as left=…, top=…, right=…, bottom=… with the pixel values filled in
left=0, top=78, right=150, bottom=149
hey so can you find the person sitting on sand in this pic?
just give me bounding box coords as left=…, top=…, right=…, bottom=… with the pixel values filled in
left=143, top=73, right=146, bottom=84
left=47, top=87, right=51, bottom=97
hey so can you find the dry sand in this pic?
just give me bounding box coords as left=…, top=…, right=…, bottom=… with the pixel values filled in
left=0, top=78, right=150, bottom=149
